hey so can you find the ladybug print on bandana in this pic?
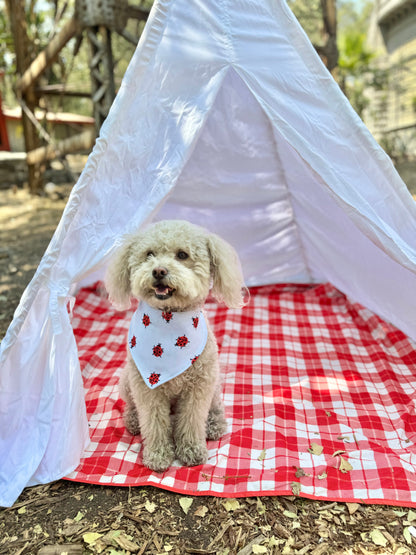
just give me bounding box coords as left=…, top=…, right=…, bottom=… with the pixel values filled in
left=162, top=311, right=173, bottom=323
left=148, top=373, right=161, bottom=386
left=128, top=302, right=208, bottom=388
left=152, top=343, right=164, bottom=357
left=176, top=335, right=189, bottom=348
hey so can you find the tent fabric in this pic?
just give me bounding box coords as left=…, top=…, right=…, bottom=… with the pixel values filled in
left=1, top=0, right=416, bottom=507
left=67, top=282, right=416, bottom=507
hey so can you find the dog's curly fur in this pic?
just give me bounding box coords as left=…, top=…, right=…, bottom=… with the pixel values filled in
left=105, top=220, right=245, bottom=472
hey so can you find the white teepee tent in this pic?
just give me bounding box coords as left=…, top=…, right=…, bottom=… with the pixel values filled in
left=1, top=0, right=416, bottom=507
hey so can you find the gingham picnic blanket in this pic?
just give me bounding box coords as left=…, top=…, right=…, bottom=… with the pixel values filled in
left=66, top=282, right=416, bottom=507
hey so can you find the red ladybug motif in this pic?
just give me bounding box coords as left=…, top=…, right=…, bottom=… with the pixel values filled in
left=142, top=314, right=151, bottom=327
left=148, top=372, right=161, bottom=386
left=192, top=317, right=199, bottom=329
left=175, top=335, right=189, bottom=348
left=130, top=335, right=137, bottom=348
left=162, top=311, right=173, bottom=323
left=152, top=343, right=164, bottom=357
left=191, top=355, right=199, bottom=365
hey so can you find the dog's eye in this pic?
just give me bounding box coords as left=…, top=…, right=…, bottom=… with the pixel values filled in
left=177, top=251, right=188, bottom=260
left=146, top=251, right=155, bottom=258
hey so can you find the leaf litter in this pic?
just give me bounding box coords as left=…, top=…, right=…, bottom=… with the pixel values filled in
left=2, top=481, right=416, bottom=554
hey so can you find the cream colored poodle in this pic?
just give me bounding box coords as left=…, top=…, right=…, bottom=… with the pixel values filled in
left=105, top=220, right=245, bottom=472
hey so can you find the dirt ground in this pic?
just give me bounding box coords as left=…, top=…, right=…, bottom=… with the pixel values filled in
left=1, top=181, right=416, bottom=555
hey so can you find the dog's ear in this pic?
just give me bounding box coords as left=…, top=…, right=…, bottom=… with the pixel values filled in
left=105, top=236, right=134, bottom=310
left=207, top=233, right=245, bottom=309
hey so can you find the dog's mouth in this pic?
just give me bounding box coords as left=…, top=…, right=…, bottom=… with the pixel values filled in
left=153, top=283, right=175, bottom=300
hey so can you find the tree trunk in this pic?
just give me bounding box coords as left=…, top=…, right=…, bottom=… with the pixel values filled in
left=5, top=0, right=43, bottom=193
left=318, top=0, right=339, bottom=74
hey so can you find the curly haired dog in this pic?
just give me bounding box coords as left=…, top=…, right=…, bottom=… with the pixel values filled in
left=105, top=220, right=245, bottom=472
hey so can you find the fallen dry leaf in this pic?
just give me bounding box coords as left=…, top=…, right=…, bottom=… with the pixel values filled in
left=258, top=449, right=267, bottom=462
left=403, top=527, right=412, bottom=545
left=179, top=497, right=193, bottom=515
left=337, top=436, right=351, bottom=442
left=369, top=528, right=388, bottom=547
left=308, top=443, right=324, bottom=456
left=82, top=532, right=103, bottom=546
left=194, top=505, right=209, bottom=518
left=291, top=482, right=301, bottom=496
left=407, top=525, right=416, bottom=538
left=145, top=500, right=157, bottom=513
left=252, top=545, right=268, bottom=554
left=346, top=502, right=360, bottom=515
left=339, top=457, right=353, bottom=473
left=256, top=498, right=266, bottom=515
left=394, top=509, right=407, bottom=517
left=283, top=510, right=298, bottom=519
left=223, top=499, right=241, bottom=512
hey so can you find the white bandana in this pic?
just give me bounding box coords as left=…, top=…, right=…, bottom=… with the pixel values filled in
left=128, top=301, right=208, bottom=389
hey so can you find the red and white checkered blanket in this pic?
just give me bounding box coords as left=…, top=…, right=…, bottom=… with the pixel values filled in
left=66, top=282, right=416, bottom=507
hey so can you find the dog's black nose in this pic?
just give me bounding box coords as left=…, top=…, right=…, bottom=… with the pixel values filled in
left=152, top=267, right=168, bottom=279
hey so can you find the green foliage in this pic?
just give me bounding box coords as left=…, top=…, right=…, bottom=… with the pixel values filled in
left=0, top=1, right=13, bottom=70
left=336, top=1, right=376, bottom=116
left=338, top=31, right=373, bottom=72
left=287, top=0, right=323, bottom=46
left=288, top=1, right=377, bottom=116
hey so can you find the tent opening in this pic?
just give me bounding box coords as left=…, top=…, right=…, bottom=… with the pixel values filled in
left=155, top=68, right=313, bottom=285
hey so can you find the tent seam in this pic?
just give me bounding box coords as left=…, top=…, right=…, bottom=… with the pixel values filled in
left=270, top=127, right=314, bottom=282
left=218, top=0, right=236, bottom=65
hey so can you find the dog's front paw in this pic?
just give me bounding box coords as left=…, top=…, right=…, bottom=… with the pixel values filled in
left=176, top=441, right=208, bottom=467
left=142, top=443, right=175, bottom=473
left=124, top=406, right=140, bottom=436
left=206, top=408, right=227, bottom=440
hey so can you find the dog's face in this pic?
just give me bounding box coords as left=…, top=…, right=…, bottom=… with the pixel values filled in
left=106, top=220, right=245, bottom=312
left=128, top=221, right=212, bottom=311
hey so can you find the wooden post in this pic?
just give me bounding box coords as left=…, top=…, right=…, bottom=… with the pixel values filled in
left=5, top=0, right=43, bottom=193
left=26, top=129, right=95, bottom=165
left=87, top=26, right=116, bottom=134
